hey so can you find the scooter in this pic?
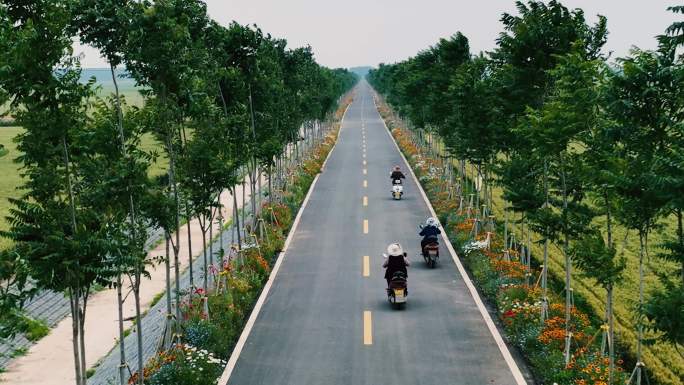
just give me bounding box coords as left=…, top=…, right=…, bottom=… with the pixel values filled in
left=422, top=241, right=439, bottom=268
left=391, top=179, right=403, bottom=200
left=387, top=271, right=408, bottom=308
left=419, top=224, right=440, bottom=268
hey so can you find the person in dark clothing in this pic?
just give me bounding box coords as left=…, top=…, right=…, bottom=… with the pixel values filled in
left=419, top=217, right=441, bottom=251
left=383, top=243, right=410, bottom=287
left=390, top=165, right=406, bottom=184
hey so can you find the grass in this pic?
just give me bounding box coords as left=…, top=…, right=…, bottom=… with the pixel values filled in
left=149, top=291, right=165, bottom=308
left=10, top=346, right=27, bottom=358
left=86, top=368, right=96, bottom=378
left=22, top=317, right=50, bottom=342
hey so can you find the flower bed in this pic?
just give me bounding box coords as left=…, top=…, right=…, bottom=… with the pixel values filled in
left=129, top=96, right=351, bottom=385
left=382, top=105, right=630, bottom=385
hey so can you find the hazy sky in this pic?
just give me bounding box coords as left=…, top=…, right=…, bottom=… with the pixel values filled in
left=75, top=0, right=679, bottom=69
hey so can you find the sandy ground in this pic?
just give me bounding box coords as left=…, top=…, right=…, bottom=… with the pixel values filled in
left=1, top=175, right=264, bottom=385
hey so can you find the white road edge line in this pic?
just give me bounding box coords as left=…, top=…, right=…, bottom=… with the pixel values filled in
left=218, top=96, right=353, bottom=385
left=373, top=95, right=527, bottom=385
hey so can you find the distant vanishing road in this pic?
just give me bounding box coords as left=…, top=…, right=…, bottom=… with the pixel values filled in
left=223, top=80, right=530, bottom=385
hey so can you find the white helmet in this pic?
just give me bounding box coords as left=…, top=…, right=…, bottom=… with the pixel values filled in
left=426, top=217, right=438, bottom=227
left=387, top=243, right=404, bottom=256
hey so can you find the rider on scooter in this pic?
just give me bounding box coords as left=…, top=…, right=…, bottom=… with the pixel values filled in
left=390, top=165, right=406, bottom=184
left=383, top=243, right=410, bottom=287
left=420, top=217, right=441, bottom=252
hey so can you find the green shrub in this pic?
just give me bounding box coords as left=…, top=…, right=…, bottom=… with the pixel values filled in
left=20, top=316, right=50, bottom=342
left=184, top=321, right=225, bottom=358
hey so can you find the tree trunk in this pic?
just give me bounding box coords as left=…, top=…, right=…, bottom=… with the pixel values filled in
left=174, top=234, right=181, bottom=326
left=185, top=205, right=194, bottom=289
left=248, top=87, right=258, bottom=222
left=608, top=284, right=615, bottom=385
left=268, top=164, right=273, bottom=205
left=133, top=274, right=144, bottom=385
left=257, top=167, right=262, bottom=214
left=116, top=274, right=127, bottom=385
left=70, top=289, right=83, bottom=385
left=560, top=154, right=572, bottom=366
left=164, top=127, right=182, bottom=317
left=635, top=231, right=646, bottom=385
left=79, top=288, right=89, bottom=382
left=232, top=186, right=241, bottom=250
left=164, top=234, right=172, bottom=349
left=199, top=217, right=209, bottom=320
left=218, top=193, right=225, bottom=269
left=251, top=160, right=257, bottom=222
left=605, top=191, right=613, bottom=248
left=541, top=158, right=550, bottom=323
left=200, top=218, right=208, bottom=293
left=209, top=207, right=215, bottom=271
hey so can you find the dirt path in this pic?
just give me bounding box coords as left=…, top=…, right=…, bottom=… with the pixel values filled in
left=0, top=176, right=263, bottom=385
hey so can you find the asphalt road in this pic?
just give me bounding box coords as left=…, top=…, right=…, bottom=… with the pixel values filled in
left=226, top=81, right=527, bottom=385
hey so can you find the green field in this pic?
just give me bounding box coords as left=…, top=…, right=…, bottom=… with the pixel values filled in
left=96, top=86, right=145, bottom=108
left=0, top=126, right=166, bottom=252
left=0, top=127, right=24, bottom=251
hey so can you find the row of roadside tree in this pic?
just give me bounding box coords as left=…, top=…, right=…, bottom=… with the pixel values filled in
left=0, top=1, right=356, bottom=384
left=369, top=1, right=683, bottom=384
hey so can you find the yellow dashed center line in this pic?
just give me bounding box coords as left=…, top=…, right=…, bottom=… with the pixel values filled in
left=363, top=219, right=368, bottom=234
left=363, top=256, right=370, bottom=277
left=363, top=196, right=368, bottom=206
left=363, top=180, right=368, bottom=188
left=363, top=168, right=367, bottom=175
left=363, top=311, right=373, bottom=345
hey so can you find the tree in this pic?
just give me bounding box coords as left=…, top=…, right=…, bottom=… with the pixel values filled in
left=446, top=54, right=503, bottom=218
left=70, top=2, right=149, bottom=382
left=123, top=0, right=212, bottom=365
left=573, top=231, right=627, bottom=384
left=79, top=97, right=163, bottom=385
left=607, top=44, right=677, bottom=384
left=517, top=48, right=602, bottom=364
left=0, top=2, right=115, bottom=384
